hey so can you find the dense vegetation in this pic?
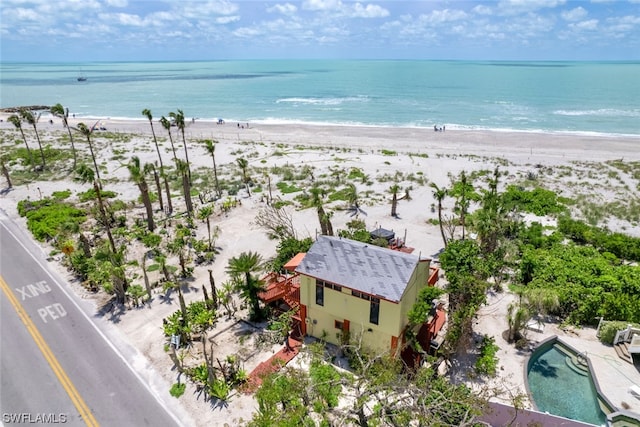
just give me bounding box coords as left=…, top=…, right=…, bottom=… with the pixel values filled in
left=17, top=196, right=86, bottom=242
left=558, top=216, right=640, bottom=262
left=520, top=243, right=640, bottom=324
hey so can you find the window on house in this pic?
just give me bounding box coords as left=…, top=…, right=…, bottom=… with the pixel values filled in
left=369, top=297, right=380, bottom=325
left=335, top=320, right=343, bottom=330
left=316, top=283, right=324, bottom=306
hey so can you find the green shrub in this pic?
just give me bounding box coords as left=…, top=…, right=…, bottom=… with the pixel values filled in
left=78, top=188, right=117, bottom=202
left=52, top=190, right=72, bottom=200
left=475, top=335, right=499, bottom=376
left=276, top=181, right=302, bottom=194
left=558, top=217, right=640, bottom=262
left=502, top=186, right=566, bottom=216
left=598, top=321, right=640, bottom=345
left=169, top=382, right=186, bottom=398
left=18, top=199, right=86, bottom=242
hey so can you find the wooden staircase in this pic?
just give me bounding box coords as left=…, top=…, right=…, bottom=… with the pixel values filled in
left=614, top=341, right=633, bottom=364
left=258, top=272, right=300, bottom=310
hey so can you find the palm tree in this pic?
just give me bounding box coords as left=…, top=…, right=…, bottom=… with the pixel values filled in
left=169, top=109, right=191, bottom=183
left=1, top=157, right=12, bottom=189
left=430, top=182, right=448, bottom=248
left=76, top=123, right=102, bottom=185
left=147, top=162, right=164, bottom=212
left=450, top=171, right=478, bottom=240
left=76, top=164, right=116, bottom=253
left=344, top=183, right=367, bottom=218
left=309, top=185, right=334, bottom=236
left=198, top=205, right=214, bottom=251
left=226, top=251, right=265, bottom=320
left=51, top=103, right=77, bottom=169
left=19, top=109, right=46, bottom=168
left=203, top=139, right=221, bottom=198
left=159, top=116, right=179, bottom=164
left=236, top=157, right=251, bottom=196
left=176, top=159, right=193, bottom=216
left=142, top=109, right=172, bottom=213
left=127, top=156, right=155, bottom=232
left=8, top=114, right=34, bottom=165
left=390, top=184, right=400, bottom=217
left=167, top=226, right=192, bottom=279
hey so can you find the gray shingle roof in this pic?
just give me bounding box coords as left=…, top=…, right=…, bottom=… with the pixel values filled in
left=295, top=235, right=419, bottom=302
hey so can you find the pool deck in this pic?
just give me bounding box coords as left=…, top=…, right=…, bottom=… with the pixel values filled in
left=557, top=333, right=640, bottom=416
left=472, top=291, right=640, bottom=421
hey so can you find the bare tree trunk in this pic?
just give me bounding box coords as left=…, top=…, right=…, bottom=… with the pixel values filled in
left=152, top=164, right=164, bottom=212
left=208, top=270, right=218, bottom=309
left=142, top=255, right=152, bottom=300
left=1, top=161, right=11, bottom=189
left=94, top=180, right=116, bottom=253
left=163, top=173, right=173, bottom=214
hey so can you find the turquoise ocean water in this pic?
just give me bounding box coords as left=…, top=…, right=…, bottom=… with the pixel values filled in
left=1, top=60, right=639, bottom=136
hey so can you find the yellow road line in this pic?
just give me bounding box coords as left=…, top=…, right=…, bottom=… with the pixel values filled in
left=0, top=275, right=99, bottom=427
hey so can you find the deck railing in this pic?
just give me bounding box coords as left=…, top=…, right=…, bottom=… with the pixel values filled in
left=613, top=325, right=640, bottom=345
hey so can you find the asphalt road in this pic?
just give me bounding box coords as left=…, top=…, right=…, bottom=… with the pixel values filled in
left=0, top=211, right=185, bottom=426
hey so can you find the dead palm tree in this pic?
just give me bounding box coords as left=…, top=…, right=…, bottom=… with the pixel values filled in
left=8, top=114, right=34, bottom=166
left=19, top=109, right=46, bottom=168
left=75, top=164, right=116, bottom=253
left=236, top=157, right=251, bottom=196
left=176, top=159, right=193, bottom=216
left=1, top=157, right=12, bottom=189
left=146, top=162, right=163, bottom=212
left=170, top=109, right=191, bottom=183
left=75, top=122, right=102, bottom=185
left=430, top=182, right=448, bottom=249
left=388, top=185, right=410, bottom=218
left=142, top=109, right=172, bottom=212
left=310, top=185, right=334, bottom=236
left=203, top=139, right=221, bottom=198
left=159, top=116, right=179, bottom=164
left=450, top=171, right=478, bottom=240
left=127, top=156, right=155, bottom=231
left=198, top=205, right=214, bottom=251
left=51, top=103, right=77, bottom=169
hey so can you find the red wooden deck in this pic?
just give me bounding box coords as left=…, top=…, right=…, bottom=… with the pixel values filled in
left=242, top=337, right=302, bottom=393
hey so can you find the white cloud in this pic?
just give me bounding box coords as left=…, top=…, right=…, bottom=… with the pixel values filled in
left=569, top=19, right=599, bottom=30
left=418, top=9, right=469, bottom=25
left=105, top=0, right=128, bottom=7
left=498, top=0, right=566, bottom=15
left=351, top=3, right=389, bottom=18
left=473, top=5, right=493, bottom=15
left=561, top=7, right=587, bottom=21
left=302, top=0, right=343, bottom=12
left=215, top=15, right=239, bottom=24
left=99, top=12, right=144, bottom=26
left=267, top=3, right=298, bottom=16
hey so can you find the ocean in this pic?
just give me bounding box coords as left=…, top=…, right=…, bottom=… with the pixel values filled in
left=1, top=60, right=639, bottom=136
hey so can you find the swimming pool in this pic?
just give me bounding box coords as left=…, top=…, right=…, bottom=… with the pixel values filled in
left=526, top=337, right=608, bottom=426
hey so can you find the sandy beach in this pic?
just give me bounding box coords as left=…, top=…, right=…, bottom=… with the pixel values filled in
left=1, top=115, right=639, bottom=425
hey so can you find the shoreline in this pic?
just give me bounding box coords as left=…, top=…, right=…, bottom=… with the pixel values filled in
left=2, top=114, right=638, bottom=164
left=2, top=112, right=640, bottom=140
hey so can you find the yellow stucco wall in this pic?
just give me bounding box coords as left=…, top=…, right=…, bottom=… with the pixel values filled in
left=299, top=258, right=431, bottom=354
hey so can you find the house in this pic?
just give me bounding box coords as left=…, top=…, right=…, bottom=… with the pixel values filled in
left=292, top=235, right=443, bottom=356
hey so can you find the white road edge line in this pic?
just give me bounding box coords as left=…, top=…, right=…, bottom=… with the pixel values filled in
left=0, top=218, right=186, bottom=427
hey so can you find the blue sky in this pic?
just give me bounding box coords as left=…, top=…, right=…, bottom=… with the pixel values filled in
left=1, top=0, right=639, bottom=61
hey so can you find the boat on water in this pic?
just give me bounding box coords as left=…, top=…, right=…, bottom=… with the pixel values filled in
left=77, top=76, right=87, bottom=82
